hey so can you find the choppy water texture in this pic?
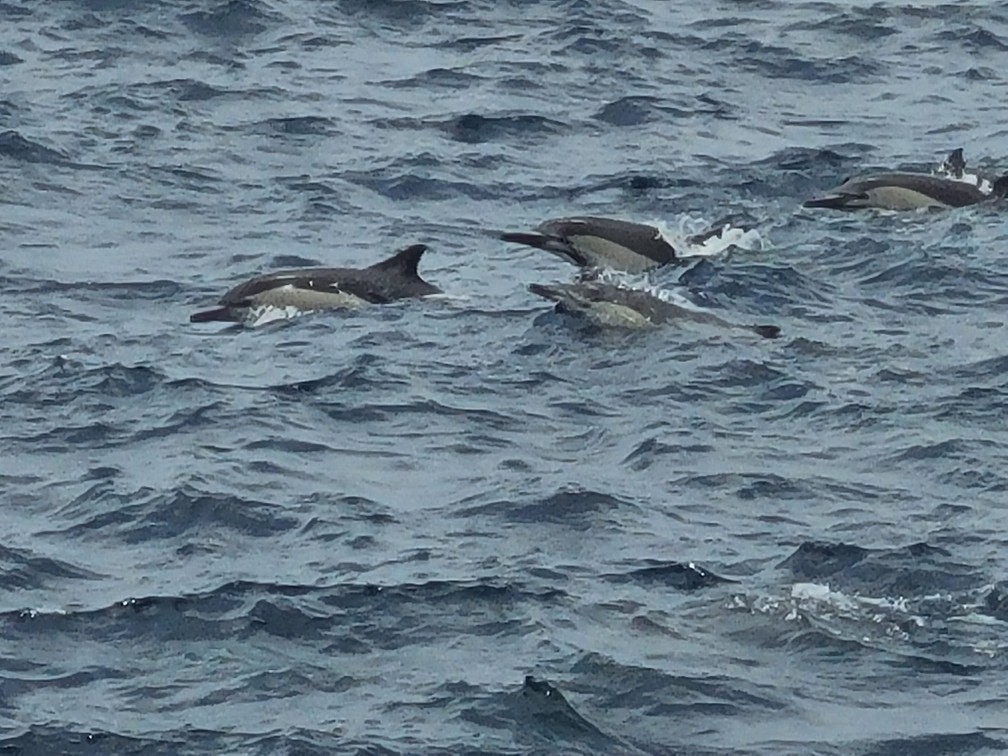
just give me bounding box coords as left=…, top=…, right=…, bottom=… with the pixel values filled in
left=2, top=1, right=1008, bottom=754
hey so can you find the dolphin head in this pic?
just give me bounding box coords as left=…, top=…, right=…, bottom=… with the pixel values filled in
left=528, top=281, right=657, bottom=328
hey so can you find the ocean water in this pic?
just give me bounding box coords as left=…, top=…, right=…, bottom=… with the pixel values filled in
left=2, top=1, right=1008, bottom=753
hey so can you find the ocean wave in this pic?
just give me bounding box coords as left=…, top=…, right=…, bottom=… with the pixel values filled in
left=0, top=130, right=73, bottom=165
left=604, top=560, right=736, bottom=590
left=457, top=487, right=640, bottom=528
left=39, top=485, right=300, bottom=543
left=179, top=0, right=279, bottom=38
left=778, top=540, right=982, bottom=594
left=4, top=0, right=1008, bottom=751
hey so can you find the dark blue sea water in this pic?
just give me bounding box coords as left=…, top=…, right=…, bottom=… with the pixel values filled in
left=2, top=1, right=1008, bottom=753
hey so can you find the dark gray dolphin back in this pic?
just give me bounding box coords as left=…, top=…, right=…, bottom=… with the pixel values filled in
left=218, top=244, right=439, bottom=306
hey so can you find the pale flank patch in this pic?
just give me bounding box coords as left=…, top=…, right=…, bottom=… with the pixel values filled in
left=589, top=301, right=654, bottom=328
left=651, top=215, right=766, bottom=259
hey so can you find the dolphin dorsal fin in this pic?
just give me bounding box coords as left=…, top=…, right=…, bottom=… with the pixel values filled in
left=938, top=148, right=966, bottom=178
left=367, top=244, right=429, bottom=278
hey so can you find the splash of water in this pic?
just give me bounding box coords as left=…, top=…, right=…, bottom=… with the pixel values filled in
left=247, top=305, right=306, bottom=328
left=933, top=150, right=993, bottom=194
left=652, top=214, right=767, bottom=259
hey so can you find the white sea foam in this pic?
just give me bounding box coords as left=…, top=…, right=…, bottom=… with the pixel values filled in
left=591, top=268, right=706, bottom=313
left=933, top=153, right=993, bottom=194
left=946, top=170, right=991, bottom=193
left=652, top=215, right=767, bottom=259
left=587, top=214, right=766, bottom=310
left=247, top=305, right=305, bottom=328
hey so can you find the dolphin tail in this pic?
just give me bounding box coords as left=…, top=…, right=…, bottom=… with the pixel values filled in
left=190, top=306, right=238, bottom=323
left=992, top=176, right=1008, bottom=199
left=750, top=324, right=781, bottom=339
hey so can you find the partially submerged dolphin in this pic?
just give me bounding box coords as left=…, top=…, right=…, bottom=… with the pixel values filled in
left=529, top=280, right=780, bottom=338
left=804, top=149, right=1008, bottom=211
left=190, top=244, right=440, bottom=326
left=501, top=216, right=735, bottom=273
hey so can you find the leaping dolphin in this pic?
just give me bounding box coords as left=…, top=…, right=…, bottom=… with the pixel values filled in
left=501, top=216, right=737, bottom=273
left=190, top=244, right=441, bottom=326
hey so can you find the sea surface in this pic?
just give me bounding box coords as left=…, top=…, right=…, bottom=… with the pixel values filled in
left=2, top=1, right=1008, bottom=754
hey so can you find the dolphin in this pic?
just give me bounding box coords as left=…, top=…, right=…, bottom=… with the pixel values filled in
left=804, top=149, right=1008, bottom=211
left=501, top=216, right=736, bottom=273
left=528, top=280, right=780, bottom=338
left=190, top=243, right=440, bottom=326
